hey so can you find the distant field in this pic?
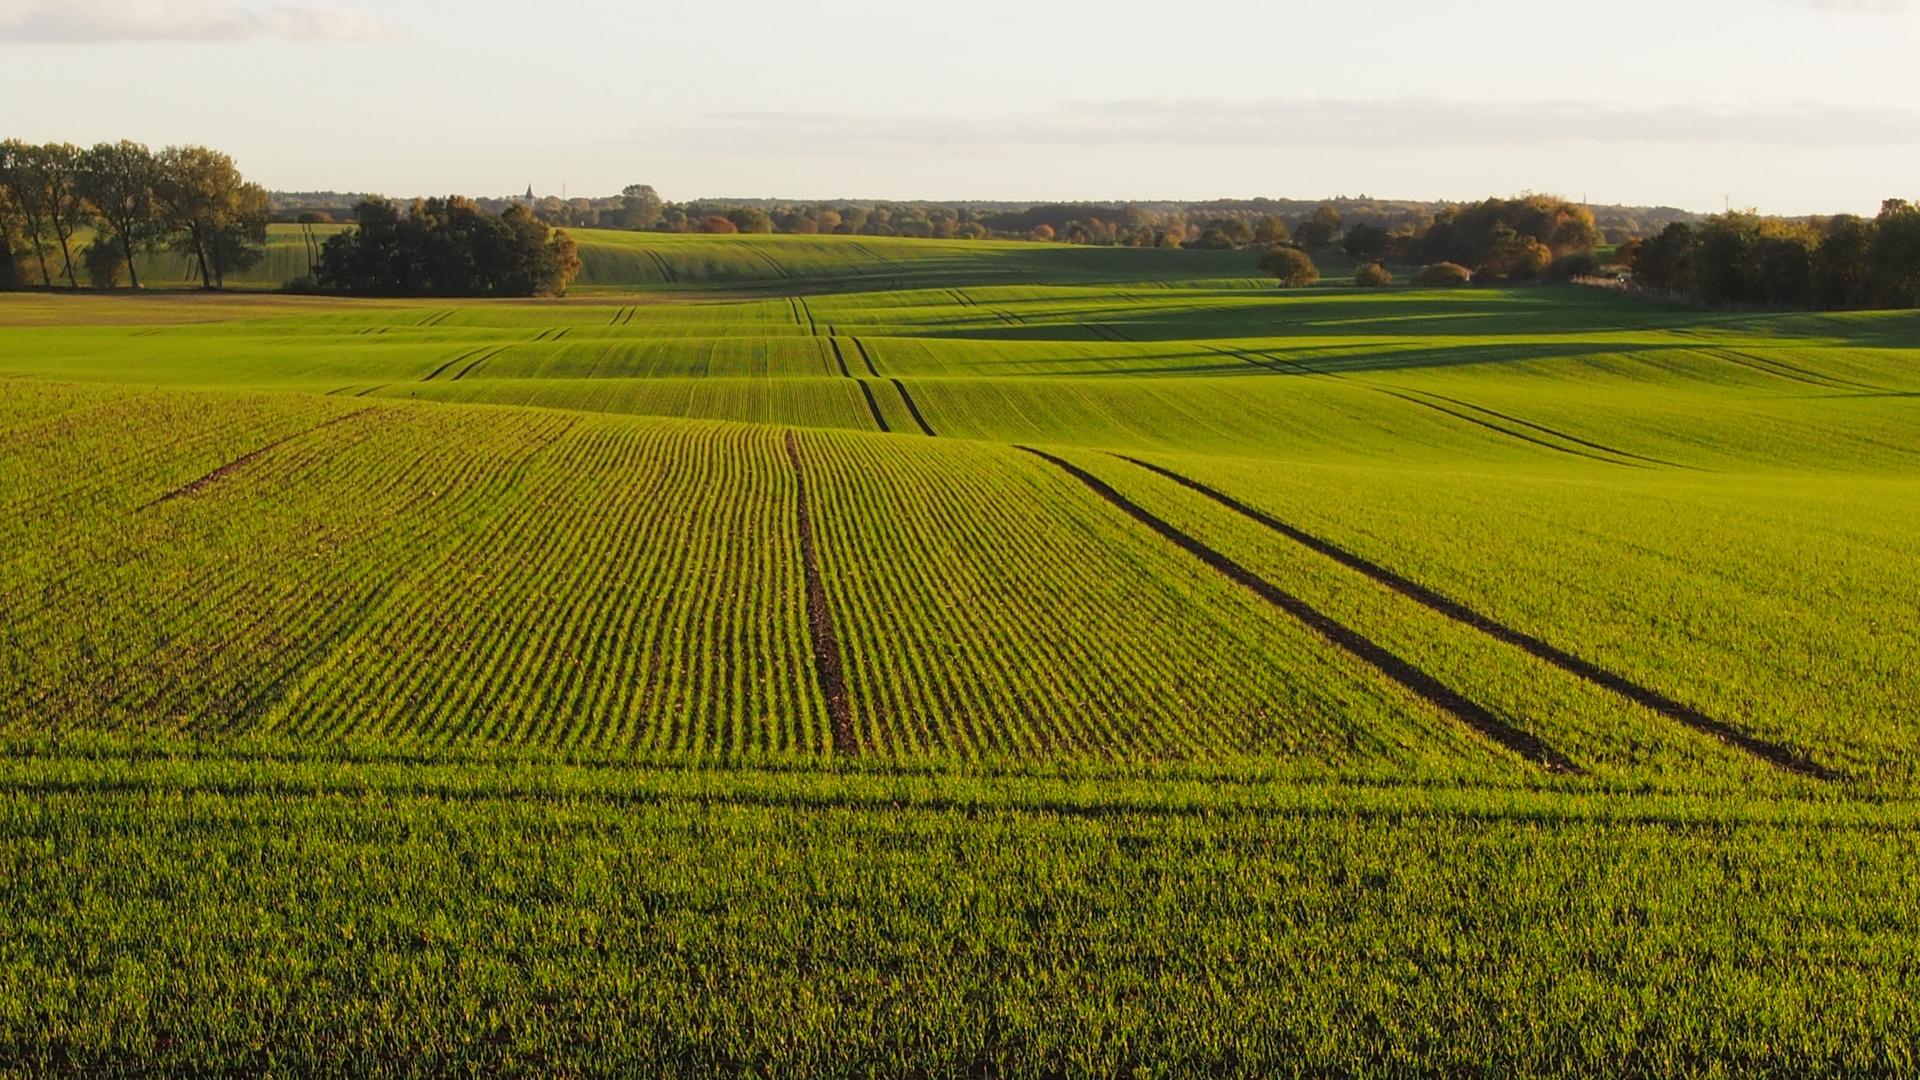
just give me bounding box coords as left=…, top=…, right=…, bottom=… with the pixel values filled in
left=4, top=233, right=1919, bottom=1075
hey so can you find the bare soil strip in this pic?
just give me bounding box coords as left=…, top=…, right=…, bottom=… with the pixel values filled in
left=857, top=381, right=892, bottom=433
left=798, top=298, right=820, bottom=336
left=828, top=339, right=853, bottom=378
left=786, top=431, right=856, bottom=755
left=1022, top=447, right=1580, bottom=773
left=851, top=338, right=882, bottom=377
left=1115, top=454, right=1840, bottom=781
left=889, top=379, right=937, bottom=436
left=142, top=410, right=375, bottom=510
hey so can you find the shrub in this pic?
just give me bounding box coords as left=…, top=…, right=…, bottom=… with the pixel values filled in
left=1195, top=227, right=1237, bottom=250
left=1412, top=262, right=1472, bottom=286
left=1343, top=223, right=1389, bottom=260
left=1354, top=262, right=1394, bottom=287
left=699, top=216, right=738, bottom=234
left=83, top=240, right=125, bottom=288
left=726, top=207, right=772, bottom=234
left=1547, top=251, right=1600, bottom=281
left=1258, top=245, right=1320, bottom=288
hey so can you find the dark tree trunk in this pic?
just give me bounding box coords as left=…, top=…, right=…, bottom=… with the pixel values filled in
left=118, top=226, right=141, bottom=290
left=55, top=227, right=78, bottom=289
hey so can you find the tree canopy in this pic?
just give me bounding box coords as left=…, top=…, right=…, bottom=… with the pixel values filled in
left=1618, top=203, right=1920, bottom=310
left=1259, top=245, right=1320, bottom=287
left=0, top=139, right=267, bottom=290
left=315, top=197, right=580, bottom=298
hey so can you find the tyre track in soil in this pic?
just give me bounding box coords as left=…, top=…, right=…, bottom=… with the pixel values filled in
left=1393, top=388, right=1693, bottom=470
left=890, top=379, right=937, bottom=436
left=857, top=382, right=892, bottom=433
left=1112, top=454, right=1841, bottom=781
left=1210, top=344, right=1673, bottom=470
left=786, top=431, right=856, bottom=755
left=824, top=337, right=892, bottom=432
left=1020, top=447, right=1582, bottom=774
left=139, top=409, right=377, bottom=510
left=850, top=337, right=882, bottom=377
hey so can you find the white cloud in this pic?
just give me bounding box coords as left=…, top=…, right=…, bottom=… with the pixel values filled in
left=0, top=0, right=399, bottom=42
left=665, top=98, right=1920, bottom=152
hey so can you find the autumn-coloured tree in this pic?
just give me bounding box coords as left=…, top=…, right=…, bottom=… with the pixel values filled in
left=1259, top=245, right=1319, bottom=287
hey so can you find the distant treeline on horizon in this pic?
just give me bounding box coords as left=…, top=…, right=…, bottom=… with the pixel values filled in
left=269, top=188, right=1699, bottom=246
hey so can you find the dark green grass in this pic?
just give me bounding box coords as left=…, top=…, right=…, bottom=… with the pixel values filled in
left=3, top=743, right=1918, bottom=1078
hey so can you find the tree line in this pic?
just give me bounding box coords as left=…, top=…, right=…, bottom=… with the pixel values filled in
left=1619, top=201, right=1920, bottom=310
left=0, top=140, right=268, bottom=290
left=310, top=197, right=580, bottom=298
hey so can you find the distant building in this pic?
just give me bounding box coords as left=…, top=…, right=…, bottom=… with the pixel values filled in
left=523, top=185, right=535, bottom=206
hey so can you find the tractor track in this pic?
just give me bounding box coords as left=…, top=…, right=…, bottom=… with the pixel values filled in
left=140, top=409, right=376, bottom=510
left=857, top=381, right=892, bottom=433
left=1113, top=454, right=1840, bottom=781
left=786, top=431, right=855, bottom=754
left=890, top=379, right=937, bottom=436
left=1021, top=447, right=1581, bottom=774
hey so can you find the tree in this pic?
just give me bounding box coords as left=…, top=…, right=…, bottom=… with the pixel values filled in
left=1631, top=223, right=1693, bottom=293
left=0, top=141, right=81, bottom=288
left=621, top=184, right=663, bottom=230
left=316, top=196, right=580, bottom=298
left=38, top=144, right=87, bottom=289
left=1411, top=262, right=1472, bottom=286
left=1354, top=262, right=1393, bottom=287
left=546, top=228, right=581, bottom=296
left=77, top=141, right=163, bottom=289
left=1253, top=215, right=1290, bottom=245
left=83, top=238, right=125, bottom=288
left=1418, top=195, right=1597, bottom=269
left=1294, top=206, right=1342, bottom=247
left=1203, top=218, right=1253, bottom=246
left=1259, top=245, right=1319, bottom=287
left=296, top=212, right=332, bottom=280
left=1342, top=222, right=1388, bottom=261
left=726, top=207, right=773, bottom=234
left=1473, top=226, right=1553, bottom=282
left=0, top=144, right=22, bottom=289
left=154, top=145, right=267, bottom=290
left=1195, top=226, right=1237, bottom=250
left=1866, top=199, right=1920, bottom=309
left=699, top=215, right=738, bottom=234
left=1690, top=212, right=1817, bottom=307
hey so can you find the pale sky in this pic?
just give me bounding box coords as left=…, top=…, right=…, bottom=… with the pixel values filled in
left=5, top=0, right=1919, bottom=213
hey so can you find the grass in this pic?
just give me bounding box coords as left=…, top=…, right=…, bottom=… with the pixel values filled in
left=3, top=232, right=1919, bottom=1075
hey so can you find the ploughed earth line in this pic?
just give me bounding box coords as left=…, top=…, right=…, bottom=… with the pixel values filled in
left=785, top=431, right=856, bottom=755
left=1020, top=447, right=1580, bottom=774
left=140, top=409, right=374, bottom=510
left=1114, top=454, right=1839, bottom=781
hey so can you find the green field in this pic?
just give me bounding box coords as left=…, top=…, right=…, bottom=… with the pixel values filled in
left=4, top=231, right=1920, bottom=1075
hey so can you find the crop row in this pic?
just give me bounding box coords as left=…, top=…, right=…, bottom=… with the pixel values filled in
left=2, top=758, right=1918, bottom=1076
